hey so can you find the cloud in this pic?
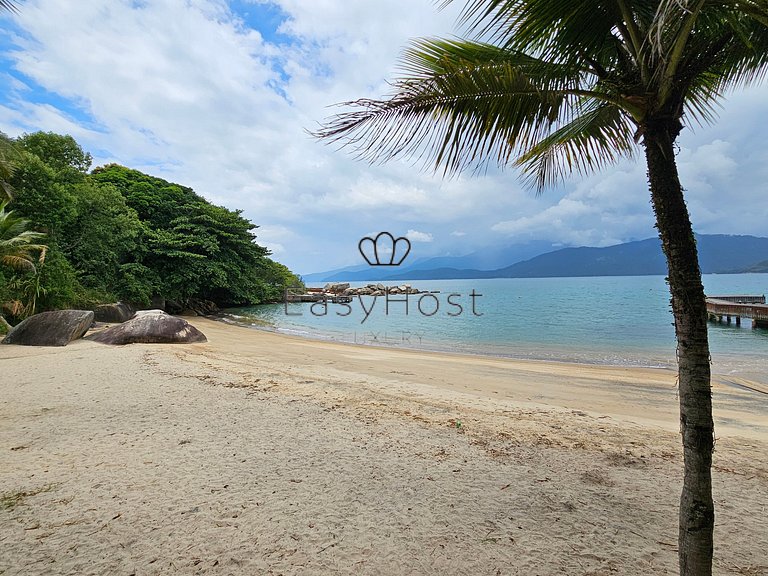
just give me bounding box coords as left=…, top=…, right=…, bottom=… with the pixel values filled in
left=1, top=1, right=767, bottom=274
left=406, top=229, right=433, bottom=243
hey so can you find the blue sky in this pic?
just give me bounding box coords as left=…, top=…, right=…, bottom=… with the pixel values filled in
left=1, top=0, right=767, bottom=275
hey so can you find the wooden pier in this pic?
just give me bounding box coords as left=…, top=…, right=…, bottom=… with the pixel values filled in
left=706, top=295, right=768, bottom=328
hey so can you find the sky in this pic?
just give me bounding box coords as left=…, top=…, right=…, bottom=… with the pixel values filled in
left=1, top=0, right=767, bottom=276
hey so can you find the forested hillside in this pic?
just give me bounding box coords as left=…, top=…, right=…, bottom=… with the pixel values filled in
left=0, top=131, right=300, bottom=326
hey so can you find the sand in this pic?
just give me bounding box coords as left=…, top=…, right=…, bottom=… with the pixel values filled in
left=1, top=317, right=767, bottom=575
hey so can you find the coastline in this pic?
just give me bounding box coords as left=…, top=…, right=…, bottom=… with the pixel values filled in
left=2, top=317, right=767, bottom=574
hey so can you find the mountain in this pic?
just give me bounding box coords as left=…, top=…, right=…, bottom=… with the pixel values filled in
left=301, top=240, right=558, bottom=282
left=739, top=260, right=768, bottom=273
left=490, top=234, right=768, bottom=278
left=303, top=234, right=768, bottom=282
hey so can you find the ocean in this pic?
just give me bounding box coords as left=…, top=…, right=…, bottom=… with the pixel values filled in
left=222, top=274, right=768, bottom=385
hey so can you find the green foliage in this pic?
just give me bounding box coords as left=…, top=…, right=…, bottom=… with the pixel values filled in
left=91, top=163, right=301, bottom=306
left=0, top=132, right=20, bottom=202
left=9, top=152, right=77, bottom=236
left=2, top=132, right=301, bottom=316
left=0, top=200, right=47, bottom=273
left=16, top=132, right=92, bottom=175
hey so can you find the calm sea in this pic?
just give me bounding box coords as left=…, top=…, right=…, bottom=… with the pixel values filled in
left=222, top=274, right=768, bottom=385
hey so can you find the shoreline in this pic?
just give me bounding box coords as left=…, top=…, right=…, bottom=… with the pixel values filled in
left=2, top=317, right=767, bottom=574
left=195, top=318, right=768, bottom=438
left=218, top=311, right=681, bottom=367
left=215, top=312, right=768, bottom=395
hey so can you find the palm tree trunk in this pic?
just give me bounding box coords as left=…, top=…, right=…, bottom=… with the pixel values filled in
left=643, top=119, right=714, bottom=576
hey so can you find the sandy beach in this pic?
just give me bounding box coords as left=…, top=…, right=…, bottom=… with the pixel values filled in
left=1, top=317, right=767, bottom=575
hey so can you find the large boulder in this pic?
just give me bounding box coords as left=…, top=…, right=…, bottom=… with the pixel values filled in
left=86, top=311, right=207, bottom=345
left=93, top=302, right=134, bottom=323
left=1, top=310, right=94, bottom=346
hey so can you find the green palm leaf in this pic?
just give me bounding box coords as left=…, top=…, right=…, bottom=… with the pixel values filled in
left=0, top=201, right=47, bottom=274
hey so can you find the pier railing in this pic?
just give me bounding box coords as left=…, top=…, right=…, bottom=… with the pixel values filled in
left=705, top=295, right=768, bottom=328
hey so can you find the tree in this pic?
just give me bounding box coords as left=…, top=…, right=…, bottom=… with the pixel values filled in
left=0, top=201, right=47, bottom=328
left=0, top=201, right=46, bottom=274
left=0, top=134, right=19, bottom=202
left=313, top=1, right=768, bottom=573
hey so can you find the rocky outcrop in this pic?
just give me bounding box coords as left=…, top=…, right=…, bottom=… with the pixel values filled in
left=93, top=302, right=134, bottom=323
left=86, top=311, right=207, bottom=345
left=343, top=284, right=421, bottom=297
left=1, top=310, right=94, bottom=346
left=324, top=282, right=351, bottom=294
left=183, top=299, right=219, bottom=316
left=144, top=298, right=219, bottom=317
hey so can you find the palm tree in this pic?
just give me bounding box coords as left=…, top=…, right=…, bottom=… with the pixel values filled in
left=0, top=136, right=19, bottom=203
left=0, top=201, right=46, bottom=330
left=313, top=1, right=768, bottom=573
left=0, top=201, right=46, bottom=273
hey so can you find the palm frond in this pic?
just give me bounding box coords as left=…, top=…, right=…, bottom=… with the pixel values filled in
left=515, top=101, right=636, bottom=190
left=315, top=39, right=611, bottom=176
left=1, top=254, right=36, bottom=273
left=0, top=1, right=18, bottom=14
left=0, top=201, right=47, bottom=274
left=314, top=0, right=768, bottom=189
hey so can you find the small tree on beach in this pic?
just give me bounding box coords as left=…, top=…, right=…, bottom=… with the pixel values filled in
left=313, top=1, right=768, bottom=573
left=0, top=201, right=47, bottom=327
left=0, top=201, right=46, bottom=273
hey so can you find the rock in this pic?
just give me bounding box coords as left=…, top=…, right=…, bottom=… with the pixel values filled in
left=134, top=309, right=166, bottom=316
left=86, top=312, right=207, bottom=345
left=324, top=282, right=350, bottom=294
left=185, top=298, right=219, bottom=316
left=2, top=310, right=94, bottom=346
left=93, top=302, right=134, bottom=323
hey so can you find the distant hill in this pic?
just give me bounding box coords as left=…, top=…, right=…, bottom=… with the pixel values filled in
left=302, top=240, right=557, bottom=282
left=304, top=234, right=768, bottom=282
left=737, top=260, right=768, bottom=273
left=491, top=235, right=768, bottom=278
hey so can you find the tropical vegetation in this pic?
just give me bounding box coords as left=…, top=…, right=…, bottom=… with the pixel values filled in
left=0, top=131, right=301, bottom=329
left=313, top=1, right=768, bottom=573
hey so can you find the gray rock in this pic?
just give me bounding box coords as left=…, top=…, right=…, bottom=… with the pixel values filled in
left=93, top=302, right=134, bottom=323
left=2, top=310, right=94, bottom=346
left=134, top=309, right=166, bottom=317
left=86, top=313, right=207, bottom=345
left=324, top=282, right=350, bottom=294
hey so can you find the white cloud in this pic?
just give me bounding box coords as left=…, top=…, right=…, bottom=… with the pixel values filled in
left=406, top=229, right=433, bottom=243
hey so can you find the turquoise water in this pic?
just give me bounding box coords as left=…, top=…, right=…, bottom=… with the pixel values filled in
left=222, top=274, right=768, bottom=383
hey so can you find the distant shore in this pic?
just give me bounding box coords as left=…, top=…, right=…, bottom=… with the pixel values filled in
left=1, top=317, right=766, bottom=574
